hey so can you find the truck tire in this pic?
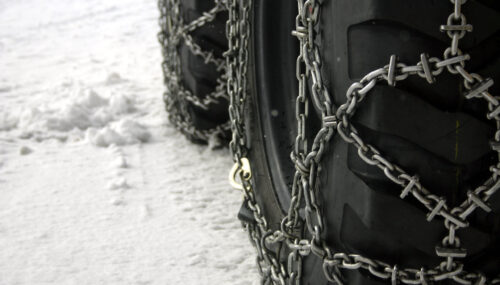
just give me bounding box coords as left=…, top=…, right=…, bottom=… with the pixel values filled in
left=244, top=0, right=500, bottom=284
left=158, top=0, right=230, bottom=144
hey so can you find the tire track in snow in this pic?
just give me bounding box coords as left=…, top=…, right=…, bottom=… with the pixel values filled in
left=0, top=0, right=259, bottom=283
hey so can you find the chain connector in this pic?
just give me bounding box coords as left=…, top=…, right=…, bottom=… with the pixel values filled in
left=467, top=191, right=492, bottom=213
left=229, top=157, right=252, bottom=190
left=387, top=55, right=398, bottom=87
left=464, top=78, right=494, bottom=99
left=435, top=246, right=467, bottom=258
left=440, top=23, right=473, bottom=33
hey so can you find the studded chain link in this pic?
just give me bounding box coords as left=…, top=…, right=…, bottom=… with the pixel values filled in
left=158, top=0, right=230, bottom=142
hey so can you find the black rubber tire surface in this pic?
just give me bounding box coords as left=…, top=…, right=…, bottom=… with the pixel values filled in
left=244, top=0, right=500, bottom=284
left=178, top=0, right=229, bottom=143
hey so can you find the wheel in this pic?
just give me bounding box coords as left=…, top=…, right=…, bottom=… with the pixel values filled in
left=240, top=0, right=500, bottom=284
left=158, top=0, right=230, bottom=144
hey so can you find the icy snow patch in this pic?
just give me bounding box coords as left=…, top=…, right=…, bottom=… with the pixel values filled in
left=0, top=84, right=150, bottom=146
left=110, top=198, right=125, bottom=206
left=111, top=155, right=128, bottom=168
left=86, top=119, right=150, bottom=147
left=107, top=177, right=130, bottom=190
left=106, top=72, right=125, bottom=85
left=19, top=146, right=33, bottom=155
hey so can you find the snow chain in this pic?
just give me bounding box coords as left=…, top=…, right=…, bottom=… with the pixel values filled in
left=227, top=0, right=500, bottom=284
left=158, top=0, right=230, bottom=142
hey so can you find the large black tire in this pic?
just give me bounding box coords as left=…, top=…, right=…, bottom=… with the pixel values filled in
left=159, top=0, right=230, bottom=144
left=179, top=0, right=229, bottom=138
left=244, top=0, right=500, bottom=284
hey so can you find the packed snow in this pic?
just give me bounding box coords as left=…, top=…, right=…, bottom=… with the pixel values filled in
left=0, top=0, right=259, bottom=284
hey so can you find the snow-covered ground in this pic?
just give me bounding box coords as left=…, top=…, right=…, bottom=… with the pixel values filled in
left=0, top=0, right=258, bottom=284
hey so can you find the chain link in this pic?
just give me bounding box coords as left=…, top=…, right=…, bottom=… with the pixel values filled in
left=227, top=0, right=499, bottom=284
left=158, top=0, right=230, bottom=142
left=225, top=1, right=290, bottom=284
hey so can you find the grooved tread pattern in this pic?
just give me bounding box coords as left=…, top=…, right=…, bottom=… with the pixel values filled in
left=179, top=0, right=229, bottom=139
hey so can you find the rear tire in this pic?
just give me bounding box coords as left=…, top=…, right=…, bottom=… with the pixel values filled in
left=158, top=0, right=230, bottom=144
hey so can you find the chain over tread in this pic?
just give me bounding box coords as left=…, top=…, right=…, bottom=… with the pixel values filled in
left=158, top=0, right=230, bottom=144
left=230, top=0, right=500, bottom=284
left=316, top=1, right=500, bottom=282
left=180, top=0, right=227, bottom=101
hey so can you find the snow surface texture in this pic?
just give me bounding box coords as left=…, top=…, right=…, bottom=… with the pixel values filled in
left=0, top=0, right=259, bottom=284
